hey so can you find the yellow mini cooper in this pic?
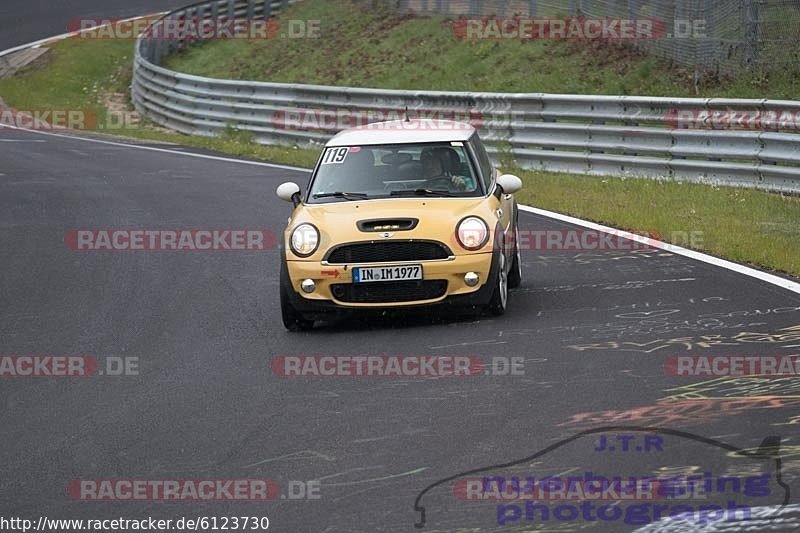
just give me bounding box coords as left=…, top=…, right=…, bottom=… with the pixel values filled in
left=276, top=119, right=523, bottom=331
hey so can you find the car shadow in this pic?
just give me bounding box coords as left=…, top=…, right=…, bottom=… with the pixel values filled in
left=311, top=306, right=497, bottom=332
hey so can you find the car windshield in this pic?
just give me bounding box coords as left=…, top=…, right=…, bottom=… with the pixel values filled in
left=307, top=142, right=482, bottom=202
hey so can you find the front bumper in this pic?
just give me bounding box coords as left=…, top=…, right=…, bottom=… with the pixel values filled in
left=284, top=250, right=500, bottom=314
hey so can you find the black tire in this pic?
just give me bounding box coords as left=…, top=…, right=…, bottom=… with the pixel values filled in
left=486, top=252, right=508, bottom=316
left=507, top=223, right=522, bottom=289
left=280, top=261, right=314, bottom=332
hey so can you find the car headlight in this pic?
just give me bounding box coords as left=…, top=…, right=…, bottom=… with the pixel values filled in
left=456, top=216, right=489, bottom=250
left=290, top=223, right=319, bottom=257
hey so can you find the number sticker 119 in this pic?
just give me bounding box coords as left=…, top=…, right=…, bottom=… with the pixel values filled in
left=321, top=147, right=349, bottom=165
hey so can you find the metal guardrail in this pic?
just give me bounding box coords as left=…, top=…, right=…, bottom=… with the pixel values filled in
left=132, top=0, right=800, bottom=193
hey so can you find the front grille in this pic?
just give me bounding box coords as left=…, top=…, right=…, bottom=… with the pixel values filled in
left=331, top=280, right=448, bottom=303
left=326, top=241, right=451, bottom=264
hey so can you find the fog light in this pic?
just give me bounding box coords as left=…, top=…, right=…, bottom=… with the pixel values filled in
left=464, top=272, right=479, bottom=287
left=301, top=279, right=315, bottom=293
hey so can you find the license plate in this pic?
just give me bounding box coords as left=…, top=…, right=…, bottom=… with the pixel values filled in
left=352, top=264, right=423, bottom=283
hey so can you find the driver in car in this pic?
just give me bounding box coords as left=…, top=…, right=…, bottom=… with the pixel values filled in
left=420, top=147, right=471, bottom=190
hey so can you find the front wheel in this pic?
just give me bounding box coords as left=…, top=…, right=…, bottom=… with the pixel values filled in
left=486, top=253, right=508, bottom=316
left=280, top=262, right=314, bottom=332
left=507, top=225, right=522, bottom=289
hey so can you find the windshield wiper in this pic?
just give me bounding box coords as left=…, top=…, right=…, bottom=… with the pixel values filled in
left=390, top=188, right=457, bottom=197
left=313, top=191, right=368, bottom=200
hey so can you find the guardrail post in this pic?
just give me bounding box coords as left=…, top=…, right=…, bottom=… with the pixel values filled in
left=151, top=38, right=161, bottom=64
left=566, top=0, right=575, bottom=16
left=743, top=0, right=759, bottom=67
left=181, top=7, right=194, bottom=49
left=469, top=0, right=482, bottom=16
left=210, top=1, right=218, bottom=22
left=626, top=0, right=640, bottom=19
left=673, top=0, right=682, bottom=71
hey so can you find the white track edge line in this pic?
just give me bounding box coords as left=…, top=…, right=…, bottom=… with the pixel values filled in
left=518, top=204, right=800, bottom=295
left=0, top=124, right=309, bottom=172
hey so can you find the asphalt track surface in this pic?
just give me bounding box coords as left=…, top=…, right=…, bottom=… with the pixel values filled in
left=2, top=5, right=800, bottom=533
left=0, top=0, right=189, bottom=50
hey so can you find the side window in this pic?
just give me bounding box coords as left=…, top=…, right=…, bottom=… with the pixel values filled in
left=470, top=135, right=494, bottom=190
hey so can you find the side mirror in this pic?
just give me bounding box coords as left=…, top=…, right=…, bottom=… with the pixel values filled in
left=276, top=181, right=301, bottom=207
left=496, top=174, right=522, bottom=195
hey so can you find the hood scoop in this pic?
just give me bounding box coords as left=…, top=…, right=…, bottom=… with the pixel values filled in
left=357, top=218, right=419, bottom=232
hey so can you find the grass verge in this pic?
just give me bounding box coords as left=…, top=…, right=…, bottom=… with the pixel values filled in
left=509, top=169, right=800, bottom=277
left=0, top=12, right=798, bottom=277
left=165, top=0, right=800, bottom=99
left=0, top=21, right=319, bottom=169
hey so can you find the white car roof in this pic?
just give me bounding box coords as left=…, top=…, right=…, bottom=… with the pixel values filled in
left=326, top=119, right=476, bottom=146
